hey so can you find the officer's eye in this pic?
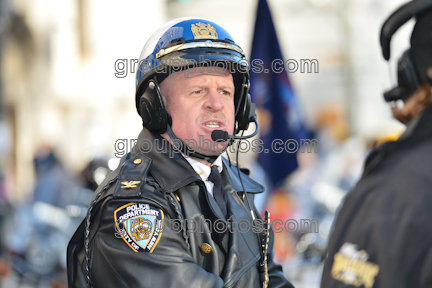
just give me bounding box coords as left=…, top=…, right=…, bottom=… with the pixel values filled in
left=221, top=90, right=232, bottom=97
left=192, top=90, right=202, bottom=94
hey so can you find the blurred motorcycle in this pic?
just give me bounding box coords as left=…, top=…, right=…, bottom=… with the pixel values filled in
left=4, top=156, right=112, bottom=287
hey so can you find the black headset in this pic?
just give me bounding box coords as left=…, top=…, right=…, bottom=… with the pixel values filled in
left=138, top=79, right=171, bottom=134
left=380, top=0, right=432, bottom=102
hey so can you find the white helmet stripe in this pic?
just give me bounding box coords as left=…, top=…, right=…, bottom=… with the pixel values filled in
left=156, top=41, right=245, bottom=59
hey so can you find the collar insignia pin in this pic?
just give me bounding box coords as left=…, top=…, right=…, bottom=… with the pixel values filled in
left=121, top=181, right=141, bottom=189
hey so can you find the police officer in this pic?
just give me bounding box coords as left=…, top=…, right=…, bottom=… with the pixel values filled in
left=67, top=18, right=294, bottom=288
left=321, top=1, right=432, bottom=287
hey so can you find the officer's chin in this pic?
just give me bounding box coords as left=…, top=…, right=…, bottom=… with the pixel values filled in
left=195, top=143, right=227, bottom=156
left=391, top=106, right=410, bottom=124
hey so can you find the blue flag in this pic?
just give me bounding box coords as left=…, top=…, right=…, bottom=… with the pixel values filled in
left=249, top=0, right=309, bottom=188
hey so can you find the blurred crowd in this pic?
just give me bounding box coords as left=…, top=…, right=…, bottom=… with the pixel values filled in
left=0, top=146, right=116, bottom=287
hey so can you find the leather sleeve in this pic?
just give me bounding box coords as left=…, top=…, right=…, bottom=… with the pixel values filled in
left=88, top=199, right=224, bottom=288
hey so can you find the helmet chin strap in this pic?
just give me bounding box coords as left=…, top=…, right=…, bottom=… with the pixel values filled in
left=166, top=124, right=221, bottom=164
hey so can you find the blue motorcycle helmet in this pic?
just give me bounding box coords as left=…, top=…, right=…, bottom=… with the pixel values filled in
left=135, top=18, right=253, bottom=138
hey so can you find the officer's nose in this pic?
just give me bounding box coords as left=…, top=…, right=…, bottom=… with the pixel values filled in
left=204, top=89, right=224, bottom=112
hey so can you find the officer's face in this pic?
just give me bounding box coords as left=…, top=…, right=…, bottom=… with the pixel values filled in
left=160, top=69, right=235, bottom=155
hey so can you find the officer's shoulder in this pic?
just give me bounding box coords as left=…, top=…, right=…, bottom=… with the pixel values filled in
left=91, top=152, right=153, bottom=202
left=89, top=152, right=179, bottom=221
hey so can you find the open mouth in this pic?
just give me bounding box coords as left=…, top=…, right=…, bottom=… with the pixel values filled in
left=205, top=121, right=221, bottom=128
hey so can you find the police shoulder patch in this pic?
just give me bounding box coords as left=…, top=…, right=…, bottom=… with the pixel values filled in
left=331, top=242, right=380, bottom=288
left=114, top=203, right=164, bottom=253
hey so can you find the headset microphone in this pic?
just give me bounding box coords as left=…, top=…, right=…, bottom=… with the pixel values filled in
left=211, top=117, right=259, bottom=142
left=210, top=115, right=260, bottom=222
left=211, top=130, right=230, bottom=142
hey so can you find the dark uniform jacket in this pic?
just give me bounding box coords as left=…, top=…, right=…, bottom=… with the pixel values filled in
left=321, top=105, right=432, bottom=288
left=67, top=128, right=293, bottom=288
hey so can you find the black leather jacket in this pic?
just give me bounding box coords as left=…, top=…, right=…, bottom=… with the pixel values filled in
left=321, top=106, right=432, bottom=288
left=67, top=129, right=294, bottom=288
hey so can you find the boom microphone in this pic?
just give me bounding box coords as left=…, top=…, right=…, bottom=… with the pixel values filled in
left=211, top=118, right=259, bottom=142
left=211, top=130, right=230, bottom=141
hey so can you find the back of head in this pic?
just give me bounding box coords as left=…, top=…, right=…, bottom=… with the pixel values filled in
left=380, top=0, right=432, bottom=103
left=411, top=8, right=432, bottom=86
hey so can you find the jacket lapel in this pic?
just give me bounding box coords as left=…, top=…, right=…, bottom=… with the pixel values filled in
left=221, top=185, right=261, bottom=287
left=220, top=161, right=262, bottom=287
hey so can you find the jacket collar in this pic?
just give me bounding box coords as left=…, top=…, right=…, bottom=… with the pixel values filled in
left=132, top=128, right=264, bottom=194
left=132, top=128, right=200, bottom=192
left=364, top=105, right=432, bottom=175
left=222, top=158, right=264, bottom=193
left=397, top=104, right=432, bottom=143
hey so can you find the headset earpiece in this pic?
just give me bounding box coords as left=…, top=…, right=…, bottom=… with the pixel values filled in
left=397, top=50, right=420, bottom=98
left=384, top=50, right=421, bottom=102
left=139, top=79, right=170, bottom=134
left=235, top=78, right=255, bottom=133
left=236, top=93, right=254, bottom=132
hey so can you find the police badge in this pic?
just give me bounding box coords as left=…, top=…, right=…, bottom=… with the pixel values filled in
left=131, top=218, right=152, bottom=241
left=191, top=22, right=218, bottom=39
left=114, top=203, right=164, bottom=252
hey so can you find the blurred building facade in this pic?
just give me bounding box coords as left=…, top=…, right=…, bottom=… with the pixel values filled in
left=0, top=0, right=165, bottom=201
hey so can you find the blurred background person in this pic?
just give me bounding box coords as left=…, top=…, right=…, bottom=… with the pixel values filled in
left=321, top=1, right=432, bottom=287
left=32, top=145, right=72, bottom=208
